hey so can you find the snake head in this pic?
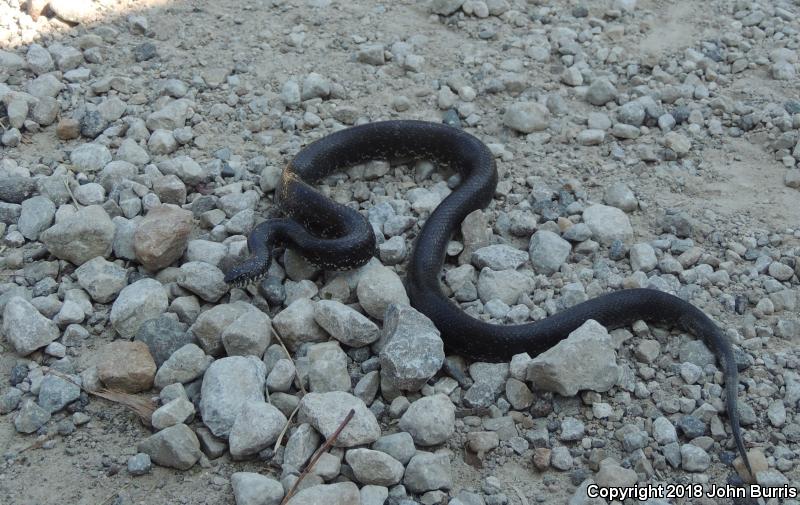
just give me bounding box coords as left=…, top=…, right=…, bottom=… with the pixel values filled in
left=223, top=251, right=272, bottom=288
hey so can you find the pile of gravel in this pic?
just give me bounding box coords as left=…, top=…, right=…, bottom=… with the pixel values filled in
left=1, top=0, right=799, bottom=504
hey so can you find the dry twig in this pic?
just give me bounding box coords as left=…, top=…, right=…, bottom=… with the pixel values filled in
left=279, top=408, right=355, bottom=505
left=273, top=404, right=301, bottom=453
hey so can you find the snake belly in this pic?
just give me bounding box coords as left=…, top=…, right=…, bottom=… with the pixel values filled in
left=224, top=119, right=751, bottom=474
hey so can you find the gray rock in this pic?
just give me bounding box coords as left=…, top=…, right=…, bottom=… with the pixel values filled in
left=199, top=356, right=266, bottom=438
left=430, top=0, right=465, bottom=15
left=560, top=417, right=585, bottom=441
left=145, top=99, right=192, bottom=131
left=576, top=129, right=605, bottom=146
left=472, top=244, right=529, bottom=270
left=372, top=431, right=416, bottom=465
left=110, top=278, right=168, bottom=339
left=273, top=299, right=328, bottom=351
left=177, top=261, right=228, bottom=303
left=190, top=302, right=254, bottom=356
left=37, top=374, right=80, bottom=414
left=283, top=423, right=321, bottom=472
left=307, top=342, right=351, bottom=393
left=134, top=315, right=192, bottom=366
left=26, top=44, right=54, bottom=74
left=229, top=401, right=287, bottom=459
left=117, top=138, right=150, bottom=166
left=148, top=129, right=178, bottom=155
left=27, top=74, right=64, bottom=98
left=615, top=101, right=645, bottom=126
left=137, top=423, right=201, bottom=470
left=379, top=304, right=444, bottom=391
left=231, top=473, right=284, bottom=505
left=284, top=482, right=360, bottom=505
left=298, top=391, right=381, bottom=447
left=314, top=299, right=379, bottom=347
left=585, top=78, right=618, bottom=106
left=680, top=444, right=710, bottom=472
left=679, top=340, right=715, bottom=367
left=527, top=319, right=619, bottom=396
left=3, top=296, right=60, bottom=355
left=551, top=446, right=573, bottom=470
left=360, top=486, right=389, bottom=505
left=346, top=448, right=405, bottom=486
left=40, top=205, right=115, bottom=265
left=127, top=453, right=152, bottom=476
left=222, top=309, right=271, bottom=357
left=378, top=235, right=407, bottom=265
left=404, top=452, right=452, bottom=493
left=603, top=183, right=637, bottom=212
left=154, top=343, right=213, bottom=389
left=477, top=268, right=533, bottom=305
left=503, top=102, right=549, bottom=133
left=356, top=264, right=409, bottom=320
left=70, top=143, right=112, bottom=172
left=529, top=230, right=571, bottom=274
left=18, top=196, right=55, bottom=241
left=505, top=378, right=534, bottom=410
left=32, top=97, right=59, bottom=126
left=653, top=416, right=677, bottom=444
left=629, top=243, right=657, bottom=272
left=14, top=399, right=51, bottom=433
left=298, top=72, right=330, bottom=100
left=398, top=393, right=455, bottom=446
left=582, top=204, right=633, bottom=245
left=151, top=398, right=195, bottom=430
left=595, top=459, right=637, bottom=487
left=0, top=388, right=23, bottom=414
left=74, top=256, right=127, bottom=303
left=266, top=358, right=296, bottom=392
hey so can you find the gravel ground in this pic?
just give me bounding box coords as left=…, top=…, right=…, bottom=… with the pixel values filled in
left=1, top=0, right=799, bottom=504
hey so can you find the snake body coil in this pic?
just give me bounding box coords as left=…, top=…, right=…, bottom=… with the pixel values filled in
left=225, top=120, right=751, bottom=474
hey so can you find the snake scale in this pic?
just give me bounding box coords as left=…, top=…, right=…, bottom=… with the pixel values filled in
left=224, top=120, right=752, bottom=475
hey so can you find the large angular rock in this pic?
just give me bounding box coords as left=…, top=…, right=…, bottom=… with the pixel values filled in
left=134, top=205, right=193, bottom=271
left=40, top=205, right=114, bottom=265
left=229, top=401, right=287, bottom=459
left=199, top=356, right=266, bottom=438
left=529, top=230, right=571, bottom=275
left=137, top=423, right=201, bottom=470
left=154, top=343, right=213, bottom=389
left=272, top=299, right=328, bottom=351
left=477, top=268, right=534, bottom=305
left=398, top=393, right=455, bottom=446
left=313, top=300, right=379, bottom=347
left=308, top=342, right=351, bottom=393
left=109, top=279, right=168, bottom=339
left=298, top=391, right=380, bottom=447
left=74, top=256, right=128, bottom=303
left=2, top=296, right=60, bottom=355
left=404, top=452, right=452, bottom=493
left=145, top=99, right=193, bottom=131
left=356, top=264, right=409, bottom=320
left=526, top=319, right=619, bottom=396
left=379, top=304, right=444, bottom=391
left=191, top=302, right=255, bottom=357
left=346, top=448, right=405, bottom=486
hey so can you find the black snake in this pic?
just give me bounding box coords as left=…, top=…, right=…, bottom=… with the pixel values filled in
left=224, top=120, right=752, bottom=475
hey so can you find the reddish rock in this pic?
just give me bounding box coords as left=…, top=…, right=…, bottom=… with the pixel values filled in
left=56, top=118, right=80, bottom=140
left=96, top=341, right=157, bottom=393
left=532, top=447, right=551, bottom=471
left=134, top=205, right=194, bottom=271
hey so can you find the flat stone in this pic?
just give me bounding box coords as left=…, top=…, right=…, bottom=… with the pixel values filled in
left=284, top=482, right=360, bottom=505
left=314, top=299, right=379, bottom=347
left=346, top=448, right=405, bottom=486
left=404, top=452, right=452, bottom=493
left=582, top=204, right=633, bottom=245
left=229, top=401, right=287, bottom=459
